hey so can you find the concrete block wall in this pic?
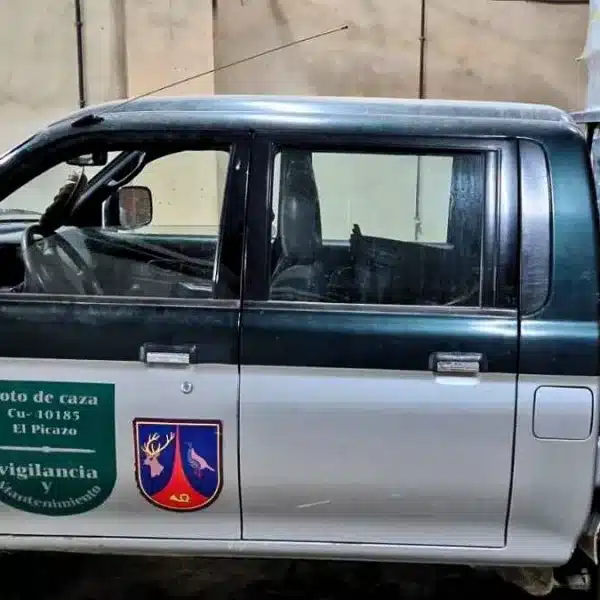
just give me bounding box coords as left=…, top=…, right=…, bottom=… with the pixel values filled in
left=214, top=0, right=588, bottom=108
left=0, top=0, right=589, bottom=229
left=0, top=0, right=215, bottom=152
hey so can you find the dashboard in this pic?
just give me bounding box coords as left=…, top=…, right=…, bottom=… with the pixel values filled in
left=0, top=221, right=216, bottom=298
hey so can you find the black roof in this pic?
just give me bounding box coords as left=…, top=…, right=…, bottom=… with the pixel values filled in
left=49, top=95, right=573, bottom=131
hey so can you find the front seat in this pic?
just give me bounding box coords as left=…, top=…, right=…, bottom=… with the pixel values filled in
left=270, top=151, right=325, bottom=302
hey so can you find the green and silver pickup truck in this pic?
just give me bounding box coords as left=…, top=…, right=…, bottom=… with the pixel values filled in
left=0, top=95, right=597, bottom=596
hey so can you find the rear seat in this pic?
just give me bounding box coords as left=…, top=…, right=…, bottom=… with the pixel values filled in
left=349, top=225, right=477, bottom=306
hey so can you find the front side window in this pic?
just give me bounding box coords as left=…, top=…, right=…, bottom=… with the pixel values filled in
left=0, top=146, right=235, bottom=300
left=123, top=150, right=229, bottom=236
left=269, top=148, right=486, bottom=307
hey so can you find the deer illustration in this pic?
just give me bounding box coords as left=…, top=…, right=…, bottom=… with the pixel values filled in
left=141, top=432, right=175, bottom=478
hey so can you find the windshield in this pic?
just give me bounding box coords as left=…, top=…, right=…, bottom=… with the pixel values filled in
left=0, top=152, right=120, bottom=217
left=0, top=134, right=37, bottom=167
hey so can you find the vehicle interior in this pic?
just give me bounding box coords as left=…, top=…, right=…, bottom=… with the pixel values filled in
left=0, top=146, right=240, bottom=300
left=0, top=142, right=484, bottom=307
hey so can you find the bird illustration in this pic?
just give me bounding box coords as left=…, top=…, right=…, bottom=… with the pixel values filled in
left=186, top=442, right=215, bottom=478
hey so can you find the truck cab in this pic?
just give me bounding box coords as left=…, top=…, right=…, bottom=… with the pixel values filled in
left=0, top=96, right=597, bottom=592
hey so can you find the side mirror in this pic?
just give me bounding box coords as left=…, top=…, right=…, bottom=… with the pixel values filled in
left=117, top=185, right=153, bottom=230
left=67, top=151, right=108, bottom=167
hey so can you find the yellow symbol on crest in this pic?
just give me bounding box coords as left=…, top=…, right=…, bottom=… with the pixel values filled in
left=169, top=493, right=191, bottom=504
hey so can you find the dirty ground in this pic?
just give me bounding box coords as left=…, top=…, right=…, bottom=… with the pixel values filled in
left=0, top=552, right=584, bottom=600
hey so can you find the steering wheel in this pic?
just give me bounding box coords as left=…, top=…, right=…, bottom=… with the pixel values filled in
left=21, top=224, right=103, bottom=295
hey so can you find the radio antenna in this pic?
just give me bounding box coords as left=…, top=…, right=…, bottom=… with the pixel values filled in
left=72, top=23, right=349, bottom=126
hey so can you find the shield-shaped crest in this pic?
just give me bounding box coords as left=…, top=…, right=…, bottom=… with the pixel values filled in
left=133, top=419, right=222, bottom=512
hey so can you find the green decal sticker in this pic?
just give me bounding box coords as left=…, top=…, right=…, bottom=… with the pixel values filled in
left=0, top=380, right=116, bottom=516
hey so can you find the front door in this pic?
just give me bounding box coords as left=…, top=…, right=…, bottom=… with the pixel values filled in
left=239, top=136, right=519, bottom=547
left=0, top=135, right=248, bottom=540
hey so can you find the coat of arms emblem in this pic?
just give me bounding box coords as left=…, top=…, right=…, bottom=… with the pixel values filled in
left=133, top=419, right=222, bottom=512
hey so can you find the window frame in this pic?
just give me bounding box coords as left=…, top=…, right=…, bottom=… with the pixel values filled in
left=0, top=127, right=251, bottom=306
left=243, top=133, right=518, bottom=313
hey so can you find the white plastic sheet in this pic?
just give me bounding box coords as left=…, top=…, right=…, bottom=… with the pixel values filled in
left=582, top=0, right=600, bottom=108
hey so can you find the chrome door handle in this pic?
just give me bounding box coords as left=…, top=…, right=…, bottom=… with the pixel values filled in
left=140, top=343, right=197, bottom=366
left=429, top=352, right=486, bottom=375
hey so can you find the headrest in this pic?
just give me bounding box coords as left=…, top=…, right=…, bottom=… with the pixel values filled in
left=278, top=151, right=322, bottom=261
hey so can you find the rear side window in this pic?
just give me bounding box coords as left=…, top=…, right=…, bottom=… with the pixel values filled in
left=269, top=148, right=487, bottom=307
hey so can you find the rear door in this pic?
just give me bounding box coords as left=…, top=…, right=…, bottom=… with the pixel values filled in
left=0, top=134, right=248, bottom=541
left=239, top=134, right=519, bottom=547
